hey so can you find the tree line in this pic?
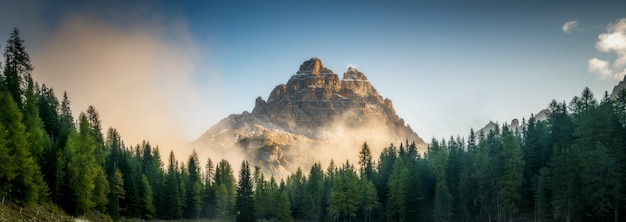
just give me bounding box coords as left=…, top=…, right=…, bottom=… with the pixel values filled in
left=1, top=27, right=626, bottom=221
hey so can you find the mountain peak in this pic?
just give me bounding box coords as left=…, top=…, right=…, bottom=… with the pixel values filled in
left=298, top=57, right=329, bottom=75
left=196, top=58, right=425, bottom=176
left=343, top=66, right=368, bottom=81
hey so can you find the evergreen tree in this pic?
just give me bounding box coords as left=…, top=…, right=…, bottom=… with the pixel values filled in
left=202, top=158, right=216, bottom=218
left=287, top=167, right=306, bottom=219
left=388, top=157, right=409, bottom=221
left=215, top=159, right=236, bottom=219
left=140, top=174, right=155, bottom=219
left=107, top=168, right=125, bottom=219
left=164, top=151, right=182, bottom=219
left=432, top=144, right=451, bottom=222
left=2, top=27, right=33, bottom=108
left=64, top=113, right=100, bottom=214
left=276, top=189, right=293, bottom=222
left=360, top=175, right=379, bottom=222
left=235, top=160, right=255, bottom=222
left=254, top=166, right=270, bottom=219
left=359, top=142, right=374, bottom=179
left=22, top=78, right=49, bottom=162
left=499, top=132, right=524, bottom=221
left=329, top=161, right=361, bottom=221
left=304, top=162, right=324, bottom=221
left=186, top=150, right=202, bottom=218
left=0, top=91, right=47, bottom=204
left=0, top=121, right=15, bottom=199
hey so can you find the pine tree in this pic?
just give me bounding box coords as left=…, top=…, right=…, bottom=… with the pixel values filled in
left=63, top=115, right=92, bottom=214
left=3, top=27, right=33, bottom=108
left=0, top=91, right=47, bottom=204
left=235, top=160, right=255, bottom=222
left=304, top=162, right=324, bottom=221
left=214, top=159, right=236, bottom=219
left=360, top=175, right=379, bottom=222
left=164, top=151, right=182, bottom=219
left=22, top=78, right=49, bottom=162
left=186, top=150, right=202, bottom=218
left=287, top=167, right=306, bottom=219
left=499, top=132, right=524, bottom=221
left=107, top=168, right=125, bottom=219
left=359, top=142, right=374, bottom=179
left=388, top=158, right=409, bottom=221
left=276, top=190, right=293, bottom=222
left=0, top=121, right=15, bottom=199
left=202, top=158, right=215, bottom=218
left=432, top=144, right=451, bottom=222
left=140, top=174, right=155, bottom=219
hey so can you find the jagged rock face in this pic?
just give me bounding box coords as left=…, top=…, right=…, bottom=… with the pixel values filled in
left=611, top=75, right=626, bottom=99
left=196, top=58, right=425, bottom=176
left=254, top=58, right=407, bottom=136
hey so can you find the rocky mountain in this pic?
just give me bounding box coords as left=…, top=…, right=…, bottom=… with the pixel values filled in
left=477, top=109, right=549, bottom=136
left=611, top=75, right=626, bottom=99
left=194, top=58, right=425, bottom=176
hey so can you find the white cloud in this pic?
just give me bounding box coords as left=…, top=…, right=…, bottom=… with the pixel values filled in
left=562, top=20, right=580, bottom=33
left=588, top=58, right=612, bottom=79
left=589, top=18, right=626, bottom=80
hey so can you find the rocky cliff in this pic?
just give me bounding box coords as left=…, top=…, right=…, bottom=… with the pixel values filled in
left=194, top=58, right=426, bottom=176
left=611, top=75, right=626, bottom=99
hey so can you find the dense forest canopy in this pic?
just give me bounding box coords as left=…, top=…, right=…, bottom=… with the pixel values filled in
left=1, top=28, right=626, bottom=222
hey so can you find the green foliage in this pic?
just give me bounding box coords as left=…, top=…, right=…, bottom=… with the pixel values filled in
left=388, top=158, right=409, bottom=221
left=3, top=27, right=33, bottom=107
left=235, top=160, right=255, bottom=222
left=140, top=174, right=155, bottom=219
left=360, top=175, right=379, bottom=222
left=329, top=161, right=361, bottom=221
left=64, top=113, right=99, bottom=214
left=276, top=190, right=293, bottom=222
left=499, top=132, right=524, bottom=218
left=0, top=91, right=47, bottom=205
left=164, top=151, right=182, bottom=219
left=432, top=145, right=451, bottom=221
left=107, top=168, right=125, bottom=219
left=214, top=159, right=236, bottom=219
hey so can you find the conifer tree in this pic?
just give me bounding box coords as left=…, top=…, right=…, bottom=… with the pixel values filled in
left=359, top=142, right=374, bottom=179
left=235, top=160, right=255, bottom=222
left=164, top=151, right=182, bottom=219
left=214, top=159, right=236, bottom=219
left=0, top=91, right=47, bottom=204
left=140, top=174, right=155, bottom=219
left=107, top=168, right=125, bottom=219
left=388, top=158, right=409, bottom=221
left=276, top=190, right=293, bottom=222
left=304, top=162, right=324, bottom=220
left=2, top=28, right=33, bottom=108
left=499, top=132, right=524, bottom=221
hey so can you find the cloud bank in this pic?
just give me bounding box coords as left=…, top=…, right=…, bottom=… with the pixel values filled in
left=589, top=18, right=626, bottom=80
left=562, top=20, right=580, bottom=33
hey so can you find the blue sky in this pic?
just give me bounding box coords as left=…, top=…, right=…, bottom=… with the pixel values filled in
left=1, top=0, right=626, bottom=148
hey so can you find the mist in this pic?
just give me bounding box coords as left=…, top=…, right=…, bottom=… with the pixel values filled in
left=30, top=14, right=221, bottom=162
left=285, top=111, right=424, bottom=175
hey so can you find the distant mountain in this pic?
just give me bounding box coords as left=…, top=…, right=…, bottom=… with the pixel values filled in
left=194, top=58, right=425, bottom=176
left=478, top=75, right=626, bottom=136
left=476, top=109, right=549, bottom=136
